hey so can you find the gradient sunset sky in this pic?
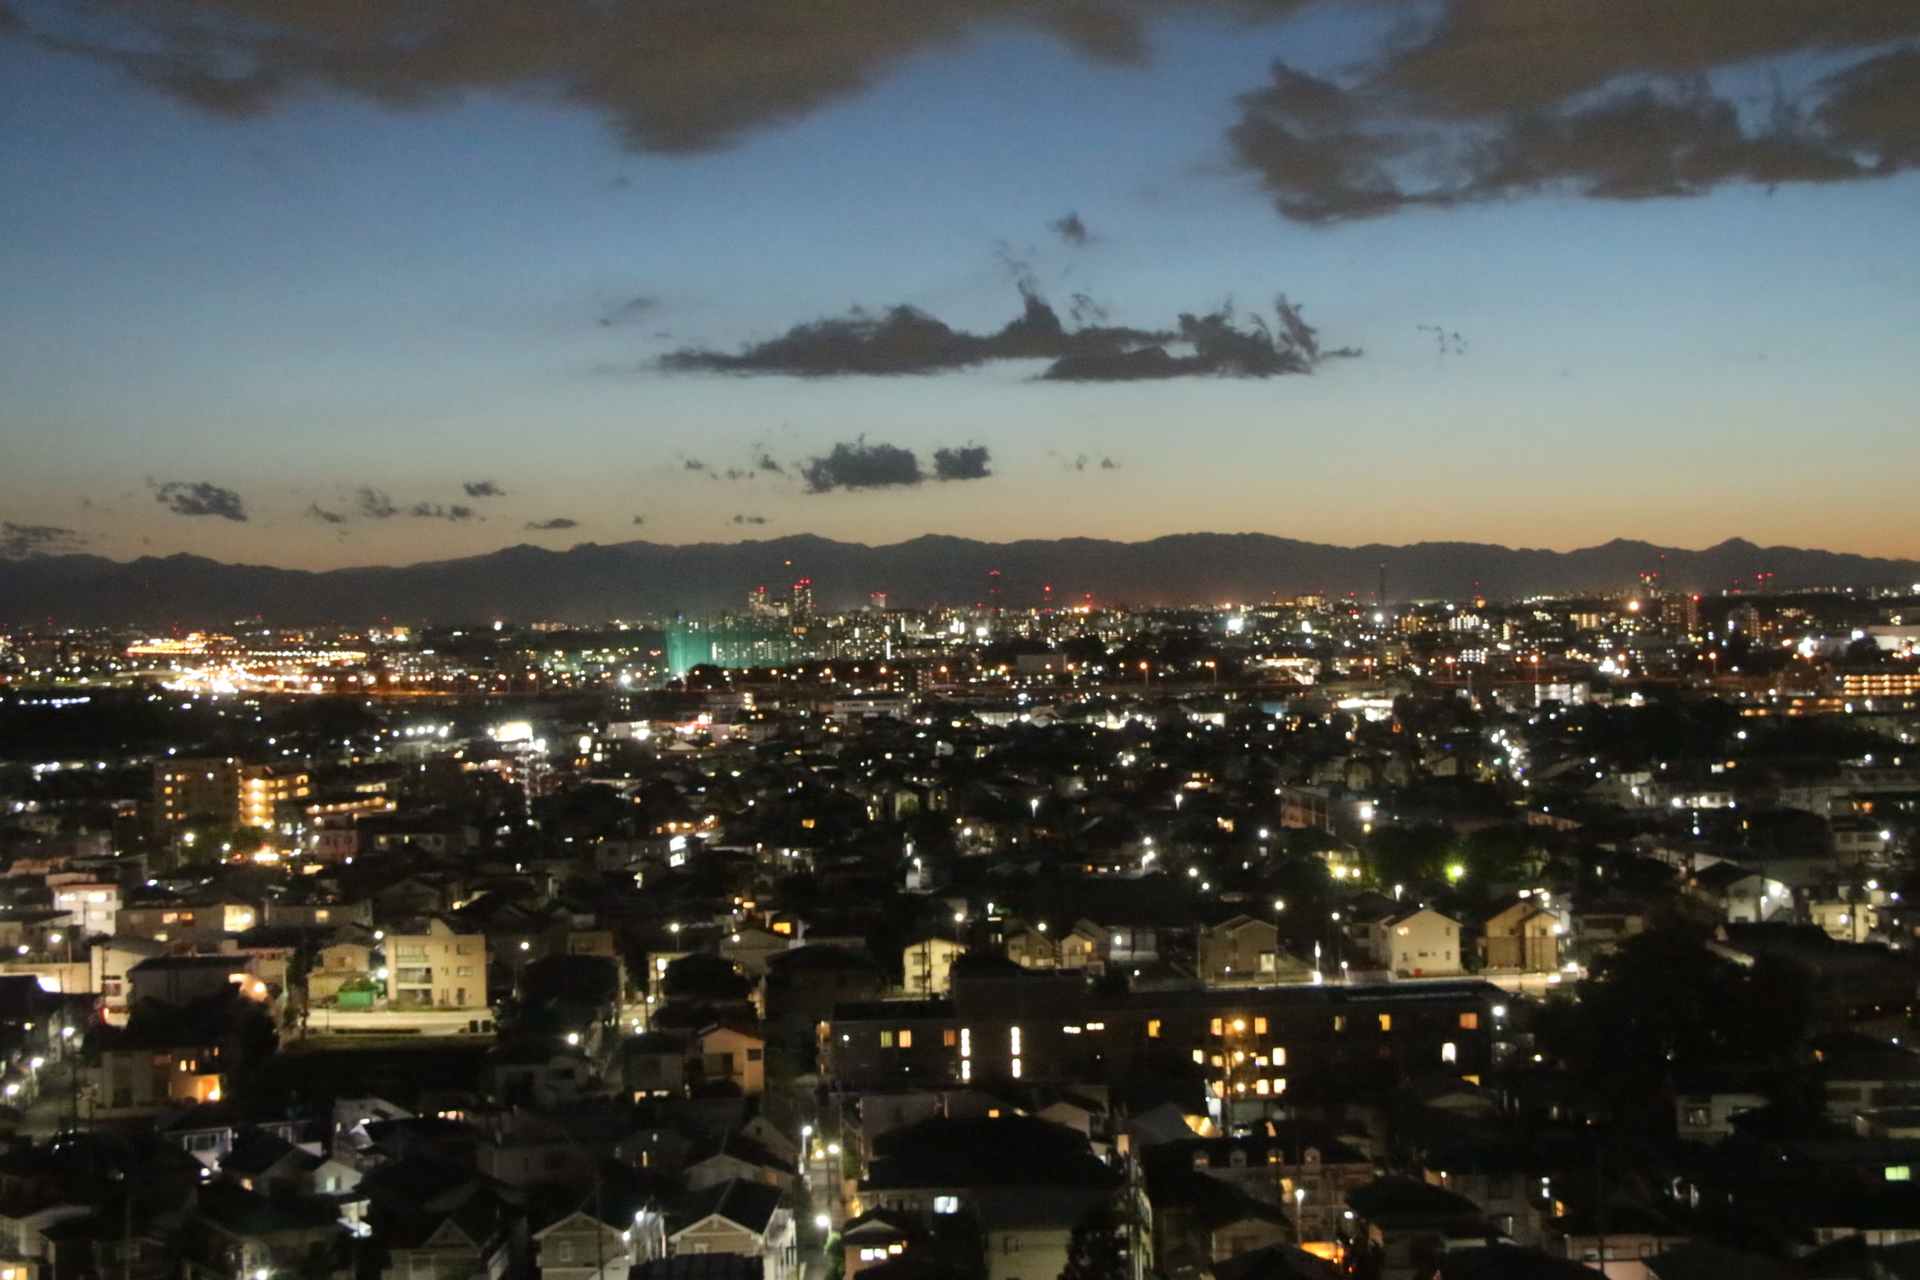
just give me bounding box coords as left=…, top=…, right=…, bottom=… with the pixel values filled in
left=4, top=1, right=1919, bottom=569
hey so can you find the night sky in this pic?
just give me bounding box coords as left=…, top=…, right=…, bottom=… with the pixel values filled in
left=3, top=1, right=1919, bottom=569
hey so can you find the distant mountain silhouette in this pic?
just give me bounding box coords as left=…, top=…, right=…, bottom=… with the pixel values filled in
left=1, top=534, right=1914, bottom=628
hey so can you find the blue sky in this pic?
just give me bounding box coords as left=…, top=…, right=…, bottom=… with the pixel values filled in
left=3, top=1, right=1919, bottom=568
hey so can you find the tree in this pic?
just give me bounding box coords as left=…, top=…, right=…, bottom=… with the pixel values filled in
left=1365, top=824, right=1453, bottom=886
left=1059, top=1198, right=1127, bottom=1280
left=1534, top=925, right=1813, bottom=1134
left=283, top=936, right=322, bottom=1028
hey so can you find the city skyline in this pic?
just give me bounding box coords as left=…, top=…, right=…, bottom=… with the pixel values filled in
left=5, top=2, right=1920, bottom=570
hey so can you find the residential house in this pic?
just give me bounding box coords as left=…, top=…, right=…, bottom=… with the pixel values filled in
left=47, top=882, right=118, bottom=939
left=308, top=935, right=377, bottom=1005
left=624, top=1033, right=697, bottom=1100
left=382, top=920, right=488, bottom=1010
left=1548, top=1204, right=1690, bottom=1280
left=484, top=1045, right=590, bottom=1110
left=667, top=1179, right=796, bottom=1280
left=683, top=1135, right=798, bottom=1193
left=89, top=935, right=166, bottom=1020
left=1142, top=1165, right=1295, bottom=1279
left=1686, top=863, right=1790, bottom=924
left=901, top=939, right=966, bottom=998
left=838, top=1212, right=912, bottom=1278
left=1199, top=917, right=1309, bottom=988
left=115, top=901, right=260, bottom=947
left=1345, top=1176, right=1500, bottom=1280
left=1149, top=1129, right=1375, bottom=1247
left=1354, top=908, right=1462, bottom=979
left=1479, top=901, right=1561, bottom=973
left=0, top=1203, right=92, bottom=1272
left=719, top=927, right=792, bottom=980
left=1004, top=921, right=1103, bottom=973
left=763, top=948, right=887, bottom=1043
left=535, top=1205, right=664, bottom=1280
left=855, top=1115, right=1117, bottom=1226
left=696, top=1027, right=767, bottom=1096
left=127, top=955, right=266, bottom=1008
left=1675, top=1090, right=1769, bottom=1142
left=376, top=1207, right=503, bottom=1280
left=976, top=1189, right=1115, bottom=1280
left=264, top=900, right=374, bottom=930
left=90, top=1027, right=226, bottom=1112
left=183, top=1183, right=345, bottom=1280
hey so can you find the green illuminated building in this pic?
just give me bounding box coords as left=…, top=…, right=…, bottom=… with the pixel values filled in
left=665, top=616, right=804, bottom=677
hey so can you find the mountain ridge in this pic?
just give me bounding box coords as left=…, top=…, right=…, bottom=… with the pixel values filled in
left=0, top=533, right=1913, bottom=627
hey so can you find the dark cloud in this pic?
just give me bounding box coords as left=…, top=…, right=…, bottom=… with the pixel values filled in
left=1228, top=6, right=1920, bottom=222
left=1052, top=211, right=1090, bottom=245
left=462, top=480, right=505, bottom=498
left=683, top=459, right=709, bottom=471
left=803, top=441, right=924, bottom=493
left=410, top=502, right=477, bottom=520
left=0, top=522, right=84, bottom=559
left=306, top=504, right=347, bottom=525
left=632, top=515, right=646, bottom=525
left=14, top=2, right=1920, bottom=222
left=1042, top=296, right=1353, bottom=381
left=11, top=1, right=1236, bottom=154
left=756, top=453, right=785, bottom=475
left=663, top=285, right=1345, bottom=381
left=154, top=480, right=247, bottom=521
left=527, top=517, right=578, bottom=531
left=800, top=440, right=995, bottom=493
left=731, top=514, right=769, bottom=525
left=599, top=295, right=658, bottom=327
left=1069, top=293, right=1109, bottom=325
left=355, top=487, right=399, bottom=519
left=1101, top=456, right=1120, bottom=469
left=933, top=445, right=992, bottom=482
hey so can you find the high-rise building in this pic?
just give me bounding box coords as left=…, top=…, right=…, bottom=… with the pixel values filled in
left=153, top=758, right=308, bottom=829
left=154, top=758, right=241, bottom=827
left=239, top=764, right=310, bottom=829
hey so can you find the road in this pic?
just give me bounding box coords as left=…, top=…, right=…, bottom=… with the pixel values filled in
left=793, top=1084, right=847, bottom=1280
left=19, top=1054, right=85, bottom=1140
